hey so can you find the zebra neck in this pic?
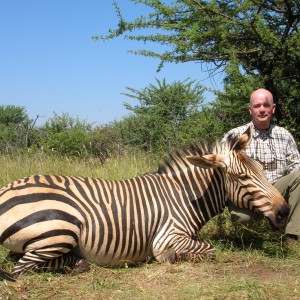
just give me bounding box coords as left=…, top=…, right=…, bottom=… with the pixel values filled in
left=188, top=168, right=228, bottom=225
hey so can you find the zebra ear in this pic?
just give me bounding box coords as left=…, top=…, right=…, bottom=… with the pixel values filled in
left=233, top=125, right=253, bottom=151
left=187, top=154, right=226, bottom=169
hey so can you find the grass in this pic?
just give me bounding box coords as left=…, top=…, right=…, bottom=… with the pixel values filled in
left=0, top=150, right=300, bottom=299
left=0, top=149, right=159, bottom=182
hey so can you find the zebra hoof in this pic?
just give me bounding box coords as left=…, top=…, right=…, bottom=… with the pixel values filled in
left=0, top=269, right=16, bottom=282
left=72, top=259, right=90, bottom=273
left=6, top=251, right=23, bottom=262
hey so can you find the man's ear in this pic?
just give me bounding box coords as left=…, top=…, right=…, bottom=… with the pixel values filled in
left=248, top=105, right=252, bottom=116
left=187, top=154, right=226, bottom=169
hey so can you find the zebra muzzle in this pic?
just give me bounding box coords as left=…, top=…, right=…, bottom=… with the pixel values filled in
left=274, top=203, right=290, bottom=229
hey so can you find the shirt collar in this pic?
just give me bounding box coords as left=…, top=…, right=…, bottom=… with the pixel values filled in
left=250, top=121, right=274, bottom=138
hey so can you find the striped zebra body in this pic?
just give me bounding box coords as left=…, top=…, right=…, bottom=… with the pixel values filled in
left=0, top=171, right=221, bottom=267
left=0, top=126, right=289, bottom=280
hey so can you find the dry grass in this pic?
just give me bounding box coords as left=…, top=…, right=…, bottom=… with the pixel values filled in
left=0, top=149, right=158, bottom=183
left=1, top=252, right=300, bottom=300
left=0, top=151, right=300, bottom=299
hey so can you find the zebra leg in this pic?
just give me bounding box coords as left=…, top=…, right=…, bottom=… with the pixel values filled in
left=176, top=249, right=215, bottom=263
left=28, top=252, right=90, bottom=274
left=0, top=251, right=49, bottom=281
left=177, top=240, right=216, bottom=262
left=153, top=237, right=215, bottom=263
left=10, top=251, right=89, bottom=278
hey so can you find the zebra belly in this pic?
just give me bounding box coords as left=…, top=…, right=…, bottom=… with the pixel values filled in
left=77, top=239, right=153, bottom=267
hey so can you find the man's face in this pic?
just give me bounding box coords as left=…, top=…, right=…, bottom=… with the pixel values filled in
left=249, top=96, right=275, bottom=129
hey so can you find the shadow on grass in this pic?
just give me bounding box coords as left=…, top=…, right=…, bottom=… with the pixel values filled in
left=200, top=211, right=300, bottom=259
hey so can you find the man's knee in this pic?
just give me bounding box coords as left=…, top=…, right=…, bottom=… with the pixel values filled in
left=274, top=170, right=300, bottom=199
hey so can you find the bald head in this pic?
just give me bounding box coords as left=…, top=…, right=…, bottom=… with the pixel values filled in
left=250, top=88, right=274, bottom=105
left=249, top=88, right=275, bottom=131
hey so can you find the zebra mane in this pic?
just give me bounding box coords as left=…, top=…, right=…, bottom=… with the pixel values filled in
left=157, top=134, right=240, bottom=175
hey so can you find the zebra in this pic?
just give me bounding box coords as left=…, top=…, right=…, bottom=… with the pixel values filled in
left=0, top=126, right=289, bottom=281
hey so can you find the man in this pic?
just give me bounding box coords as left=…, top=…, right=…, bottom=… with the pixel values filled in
left=223, top=88, right=300, bottom=240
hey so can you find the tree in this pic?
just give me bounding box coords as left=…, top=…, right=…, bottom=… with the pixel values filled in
left=210, top=64, right=262, bottom=134
left=0, top=105, right=39, bottom=152
left=122, top=78, right=205, bottom=151
left=95, top=0, right=300, bottom=141
left=0, top=105, right=28, bottom=125
left=41, top=113, right=94, bottom=156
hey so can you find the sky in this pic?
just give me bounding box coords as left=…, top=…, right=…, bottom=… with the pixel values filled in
left=0, top=1, right=223, bottom=127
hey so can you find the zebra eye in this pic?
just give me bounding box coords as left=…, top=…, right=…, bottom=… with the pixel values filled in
left=239, top=174, right=251, bottom=180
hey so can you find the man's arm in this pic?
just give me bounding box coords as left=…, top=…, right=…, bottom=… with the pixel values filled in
left=286, top=133, right=300, bottom=174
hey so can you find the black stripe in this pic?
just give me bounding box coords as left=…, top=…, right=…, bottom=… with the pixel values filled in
left=0, top=210, right=81, bottom=244
left=0, top=192, right=83, bottom=215
left=22, top=229, right=79, bottom=250
left=117, top=180, right=128, bottom=257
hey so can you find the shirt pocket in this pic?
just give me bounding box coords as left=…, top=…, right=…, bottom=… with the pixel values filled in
left=275, top=154, right=286, bottom=175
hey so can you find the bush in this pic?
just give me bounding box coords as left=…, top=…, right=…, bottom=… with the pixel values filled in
left=41, top=112, right=94, bottom=157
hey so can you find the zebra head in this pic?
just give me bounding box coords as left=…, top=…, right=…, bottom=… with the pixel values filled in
left=186, top=126, right=289, bottom=229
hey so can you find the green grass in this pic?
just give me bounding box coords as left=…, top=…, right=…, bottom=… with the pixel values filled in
left=0, top=151, right=300, bottom=299
left=0, top=149, right=159, bottom=184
